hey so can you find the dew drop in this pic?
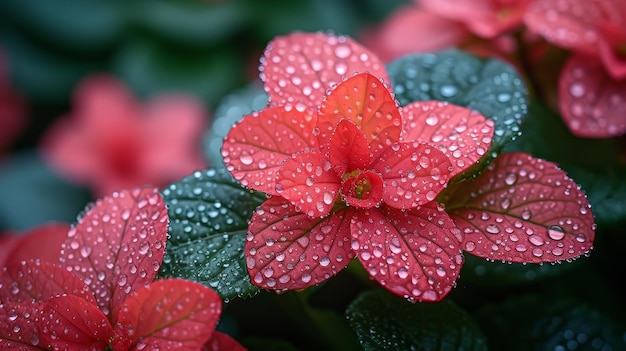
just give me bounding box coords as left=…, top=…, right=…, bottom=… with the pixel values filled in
left=547, top=225, right=565, bottom=240
left=239, top=153, right=253, bottom=165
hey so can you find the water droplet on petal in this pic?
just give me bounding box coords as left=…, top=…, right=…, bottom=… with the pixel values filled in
left=547, top=225, right=565, bottom=240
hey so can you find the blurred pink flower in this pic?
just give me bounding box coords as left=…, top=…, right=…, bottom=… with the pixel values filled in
left=0, top=50, right=28, bottom=157
left=420, top=0, right=532, bottom=39
left=41, top=75, right=208, bottom=196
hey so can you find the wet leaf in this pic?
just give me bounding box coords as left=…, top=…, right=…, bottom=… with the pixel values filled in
left=114, top=279, right=220, bottom=350
left=262, top=32, right=389, bottom=108
left=400, top=101, right=495, bottom=178
left=202, top=332, right=247, bottom=351
left=39, top=295, right=112, bottom=351
left=351, top=204, right=463, bottom=302
left=0, top=302, right=44, bottom=350
left=557, top=55, right=626, bottom=138
left=475, top=293, right=626, bottom=351
left=222, top=105, right=318, bottom=195
left=387, top=49, right=528, bottom=173
left=0, top=260, right=95, bottom=305
left=346, top=288, right=488, bottom=351
left=3, top=222, right=69, bottom=265
left=59, top=187, right=169, bottom=322
left=246, top=197, right=354, bottom=291
left=203, top=83, right=268, bottom=169
left=442, top=152, right=595, bottom=264
left=159, top=169, right=265, bottom=301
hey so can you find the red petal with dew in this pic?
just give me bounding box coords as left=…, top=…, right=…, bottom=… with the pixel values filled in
left=350, top=204, right=463, bottom=302
left=0, top=302, right=43, bottom=351
left=558, top=54, right=626, bottom=138
left=328, top=119, right=371, bottom=175
left=277, top=151, right=341, bottom=217
left=372, top=141, right=452, bottom=209
left=201, top=332, right=247, bottom=351
left=0, top=260, right=95, bottom=305
left=114, top=279, right=221, bottom=350
left=222, top=105, right=318, bottom=195
left=445, top=152, right=595, bottom=263
left=0, top=235, right=19, bottom=267
left=3, top=222, right=69, bottom=266
left=524, top=0, right=618, bottom=54
left=318, top=73, right=401, bottom=159
left=39, top=295, right=112, bottom=351
left=401, top=101, right=494, bottom=177
left=246, top=197, right=355, bottom=290
left=59, top=187, right=169, bottom=323
left=360, top=5, right=469, bottom=63
left=262, top=32, right=389, bottom=108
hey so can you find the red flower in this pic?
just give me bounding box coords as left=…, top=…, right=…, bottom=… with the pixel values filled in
left=525, top=0, right=626, bottom=137
left=41, top=75, right=208, bottom=196
left=0, top=187, right=245, bottom=351
left=222, top=32, right=495, bottom=301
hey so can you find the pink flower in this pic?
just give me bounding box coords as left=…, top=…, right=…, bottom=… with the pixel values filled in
left=41, top=75, right=208, bottom=196
left=0, top=188, right=245, bottom=351
left=525, top=0, right=626, bottom=137
left=222, top=32, right=495, bottom=302
left=420, top=0, right=532, bottom=39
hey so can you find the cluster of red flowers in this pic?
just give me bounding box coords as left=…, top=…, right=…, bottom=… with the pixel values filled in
left=364, top=0, right=625, bottom=139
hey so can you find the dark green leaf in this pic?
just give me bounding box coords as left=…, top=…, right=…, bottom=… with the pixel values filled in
left=130, top=0, right=249, bottom=47
left=387, top=50, right=528, bottom=177
left=346, top=289, right=488, bottom=351
left=475, top=293, right=626, bottom=351
left=159, top=168, right=265, bottom=301
left=203, top=83, right=268, bottom=169
left=459, top=253, right=585, bottom=287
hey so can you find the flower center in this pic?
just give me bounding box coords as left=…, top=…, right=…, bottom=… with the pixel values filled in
left=341, top=170, right=383, bottom=209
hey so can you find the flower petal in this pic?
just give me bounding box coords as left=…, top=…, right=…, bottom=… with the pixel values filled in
left=3, top=222, right=69, bottom=266
left=39, top=295, right=113, bottom=351
left=113, top=279, right=221, bottom=351
left=262, top=32, right=389, bottom=108
left=524, top=0, right=619, bottom=54
left=0, top=260, right=95, bottom=305
left=59, top=187, right=169, bottom=322
left=222, top=105, right=318, bottom=195
left=444, top=153, right=595, bottom=263
left=328, top=119, right=371, bottom=175
left=361, top=6, right=469, bottom=63
left=245, top=197, right=354, bottom=291
left=318, top=73, right=402, bottom=159
left=0, top=302, right=41, bottom=350
left=350, top=204, right=463, bottom=302
left=201, top=332, right=247, bottom=351
left=401, top=101, right=494, bottom=177
left=372, top=141, right=452, bottom=209
left=558, top=54, right=626, bottom=138
left=277, top=151, right=341, bottom=217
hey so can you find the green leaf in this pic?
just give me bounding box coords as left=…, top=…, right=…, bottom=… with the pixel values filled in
left=130, top=0, right=249, bottom=47
left=159, top=168, right=265, bottom=301
left=475, top=293, right=626, bottom=351
left=203, top=83, right=268, bottom=169
left=387, top=50, right=528, bottom=176
left=346, top=289, right=488, bottom=351
left=459, top=253, right=585, bottom=287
